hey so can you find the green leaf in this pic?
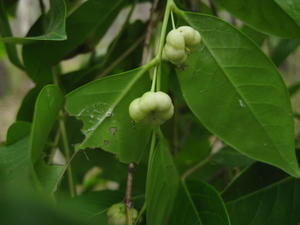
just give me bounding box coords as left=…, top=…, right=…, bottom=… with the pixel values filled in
left=22, top=0, right=126, bottom=84
left=215, top=0, right=300, bottom=38
left=240, top=25, right=267, bottom=46
left=1, top=85, right=65, bottom=193
left=271, top=39, right=300, bottom=66
left=274, top=0, right=300, bottom=27
left=169, top=180, right=231, bottom=225
left=17, top=86, right=43, bottom=122
left=0, top=137, right=32, bottom=187
left=0, top=0, right=67, bottom=43
left=30, top=85, right=64, bottom=164
left=223, top=162, right=300, bottom=225
left=65, top=69, right=151, bottom=163
left=176, top=11, right=300, bottom=177
left=146, top=134, right=179, bottom=225
left=6, top=121, right=31, bottom=145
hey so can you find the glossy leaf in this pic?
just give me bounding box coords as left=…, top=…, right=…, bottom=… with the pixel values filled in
left=215, top=0, right=300, bottom=38
left=65, top=69, right=151, bottom=163
left=22, top=0, right=126, bottom=84
left=29, top=85, right=64, bottom=163
left=169, top=180, right=231, bottom=225
left=223, top=162, right=300, bottom=225
left=176, top=12, right=300, bottom=177
left=146, top=135, right=179, bottom=225
left=0, top=0, right=67, bottom=43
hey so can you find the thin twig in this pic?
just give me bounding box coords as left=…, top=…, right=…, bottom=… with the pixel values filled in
left=125, top=163, right=135, bottom=225
left=98, top=35, right=145, bottom=78
left=59, top=113, right=76, bottom=197
left=181, top=153, right=214, bottom=180
left=208, top=0, right=218, bottom=16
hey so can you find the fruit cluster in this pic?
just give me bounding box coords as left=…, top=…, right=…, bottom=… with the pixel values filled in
left=129, top=91, right=174, bottom=125
left=162, top=26, right=201, bottom=64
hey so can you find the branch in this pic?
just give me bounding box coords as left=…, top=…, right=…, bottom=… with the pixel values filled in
left=125, top=163, right=135, bottom=225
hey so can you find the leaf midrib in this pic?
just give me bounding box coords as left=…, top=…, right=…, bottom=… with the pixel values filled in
left=183, top=13, right=295, bottom=174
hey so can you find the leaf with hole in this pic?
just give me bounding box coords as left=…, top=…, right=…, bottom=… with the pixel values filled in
left=65, top=68, right=152, bottom=163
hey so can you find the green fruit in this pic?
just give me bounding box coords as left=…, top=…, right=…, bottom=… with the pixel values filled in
left=166, top=29, right=185, bottom=49
left=128, top=91, right=174, bottom=125
left=177, top=26, right=201, bottom=47
left=107, top=203, right=138, bottom=225
left=163, top=44, right=186, bottom=62
left=129, top=98, right=145, bottom=122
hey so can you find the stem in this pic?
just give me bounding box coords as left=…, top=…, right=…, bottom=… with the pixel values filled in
left=151, top=67, right=158, bottom=91
left=171, top=11, right=176, bottom=30
left=181, top=153, right=214, bottom=180
left=59, top=113, right=76, bottom=197
left=125, top=163, right=135, bottom=225
left=52, top=68, right=76, bottom=197
left=101, top=1, right=136, bottom=67
left=48, top=128, right=60, bottom=163
left=156, top=0, right=173, bottom=59
left=98, top=35, right=145, bottom=78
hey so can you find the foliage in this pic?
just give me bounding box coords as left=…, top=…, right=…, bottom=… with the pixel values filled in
left=1, top=0, right=300, bottom=224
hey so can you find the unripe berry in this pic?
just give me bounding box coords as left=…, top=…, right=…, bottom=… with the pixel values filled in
left=128, top=92, right=174, bottom=125
left=166, top=29, right=185, bottom=49
left=156, top=105, right=174, bottom=121
left=139, top=91, right=157, bottom=113
left=163, top=44, right=186, bottom=62
left=129, top=98, right=145, bottom=122
left=154, top=91, right=173, bottom=111
left=177, top=26, right=201, bottom=47
left=107, top=203, right=138, bottom=225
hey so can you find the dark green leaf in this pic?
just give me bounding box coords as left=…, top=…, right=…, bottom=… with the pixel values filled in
left=29, top=85, right=64, bottom=164
left=146, top=135, right=179, bottom=225
left=215, top=0, right=300, bottom=38
left=177, top=11, right=300, bottom=177
left=1, top=0, right=67, bottom=43
left=17, top=86, right=43, bottom=122
left=6, top=121, right=31, bottom=145
left=22, top=0, right=126, bottom=84
left=65, top=69, right=151, bottom=163
left=223, top=162, right=300, bottom=225
left=169, top=180, right=231, bottom=225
